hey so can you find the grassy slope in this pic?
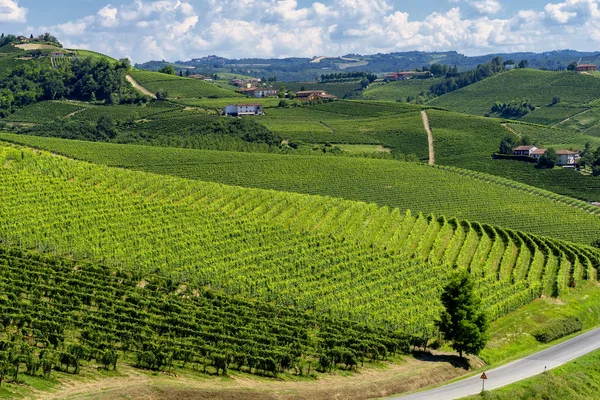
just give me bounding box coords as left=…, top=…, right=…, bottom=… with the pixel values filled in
left=425, top=110, right=600, bottom=202
left=428, top=69, right=600, bottom=123
left=363, top=78, right=442, bottom=101
left=3, top=133, right=600, bottom=245
left=129, top=70, right=242, bottom=98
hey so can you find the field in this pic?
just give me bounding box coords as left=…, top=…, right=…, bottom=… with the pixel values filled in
left=3, top=101, right=86, bottom=122
left=428, top=69, right=600, bottom=122
left=128, top=70, right=242, bottom=99
left=558, top=107, right=600, bottom=137
left=363, top=78, right=442, bottom=102
left=3, top=134, right=600, bottom=245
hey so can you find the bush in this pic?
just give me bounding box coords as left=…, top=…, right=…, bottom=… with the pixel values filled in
left=532, top=317, right=582, bottom=343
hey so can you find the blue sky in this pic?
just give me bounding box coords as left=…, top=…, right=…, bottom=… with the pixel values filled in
left=2, top=0, right=600, bottom=62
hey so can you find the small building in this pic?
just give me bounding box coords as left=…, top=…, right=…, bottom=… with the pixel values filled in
left=295, top=90, right=337, bottom=101
left=530, top=148, right=547, bottom=161
left=504, top=64, right=516, bottom=70
left=385, top=71, right=415, bottom=81
left=223, top=103, right=263, bottom=116
left=576, top=64, right=597, bottom=72
left=252, top=88, right=278, bottom=98
left=556, top=150, right=579, bottom=166
left=50, top=51, right=65, bottom=57
left=513, top=145, right=537, bottom=156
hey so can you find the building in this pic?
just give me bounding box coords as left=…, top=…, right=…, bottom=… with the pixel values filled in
left=252, top=88, right=278, bottom=98
left=556, top=150, right=579, bottom=166
left=513, top=145, right=537, bottom=156
left=295, top=90, right=337, bottom=101
left=530, top=148, right=547, bottom=161
left=576, top=64, right=597, bottom=72
left=385, top=72, right=415, bottom=81
left=223, top=103, right=263, bottom=116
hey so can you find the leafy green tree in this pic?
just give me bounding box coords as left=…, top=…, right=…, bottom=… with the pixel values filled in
left=96, top=115, right=117, bottom=140
left=567, top=62, right=577, bottom=71
left=518, top=59, right=529, bottom=68
left=499, top=136, right=517, bottom=154
left=579, top=142, right=594, bottom=168
left=539, top=148, right=557, bottom=169
left=436, top=270, right=488, bottom=358
left=158, top=65, right=175, bottom=75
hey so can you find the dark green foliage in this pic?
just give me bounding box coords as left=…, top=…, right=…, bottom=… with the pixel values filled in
left=319, top=72, right=376, bottom=83
left=491, top=99, right=535, bottom=118
left=531, top=317, right=582, bottom=343
left=0, top=56, right=136, bottom=115
left=429, top=57, right=504, bottom=96
left=499, top=136, right=518, bottom=154
left=538, top=148, right=558, bottom=169
left=158, top=65, right=175, bottom=75
left=436, top=271, right=488, bottom=358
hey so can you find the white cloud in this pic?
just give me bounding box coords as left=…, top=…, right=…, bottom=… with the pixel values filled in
left=471, top=0, right=501, bottom=14
left=98, top=5, right=119, bottom=27
left=0, top=0, right=26, bottom=23
left=28, top=0, right=600, bottom=63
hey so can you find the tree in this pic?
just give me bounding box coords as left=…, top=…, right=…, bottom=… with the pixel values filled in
left=551, top=96, right=561, bottom=106
left=567, top=62, right=577, bottom=71
left=436, top=270, right=488, bottom=358
left=499, top=136, right=517, bottom=154
left=539, top=148, right=557, bottom=168
left=158, top=65, right=175, bottom=75
left=580, top=142, right=594, bottom=168
left=96, top=115, right=117, bottom=140
left=518, top=59, right=529, bottom=68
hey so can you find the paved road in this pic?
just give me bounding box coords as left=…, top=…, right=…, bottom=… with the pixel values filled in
left=391, top=327, right=600, bottom=400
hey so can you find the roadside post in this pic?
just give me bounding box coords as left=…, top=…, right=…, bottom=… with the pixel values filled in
left=480, top=371, right=488, bottom=392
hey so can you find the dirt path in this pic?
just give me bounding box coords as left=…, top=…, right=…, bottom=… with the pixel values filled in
left=25, top=354, right=483, bottom=400
left=552, top=108, right=591, bottom=127
left=126, top=74, right=157, bottom=99
left=63, top=108, right=87, bottom=119
left=501, top=123, right=521, bottom=137
left=422, top=110, right=435, bottom=166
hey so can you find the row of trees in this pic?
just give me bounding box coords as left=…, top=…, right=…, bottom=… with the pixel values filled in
left=429, top=57, right=505, bottom=96
left=0, top=57, right=137, bottom=117
left=0, top=32, right=62, bottom=48
left=319, top=72, right=377, bottom=83
left=490, top=99, right=535, bottom=118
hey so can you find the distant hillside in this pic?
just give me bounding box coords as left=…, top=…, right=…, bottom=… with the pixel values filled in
left=427, top=69, right=600, bottom=123
left=135, top=50, right=600, bottom=82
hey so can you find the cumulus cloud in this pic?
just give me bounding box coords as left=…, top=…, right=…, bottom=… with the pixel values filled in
left=0, top=0, right=26, bottom=23
left=29, top=0, right=600, bottom=62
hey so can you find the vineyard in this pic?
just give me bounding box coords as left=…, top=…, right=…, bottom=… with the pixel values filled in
left=128, top=70, right=241, bottom=99
left=1, top=135, right=600, bottom=246
left=363, top=78, right=442, bottom=102
left=427, top=69, right=600, bottom=119
left=3, top=101, right=85, bottom=123
left=0, top=144, right=599, bottom=333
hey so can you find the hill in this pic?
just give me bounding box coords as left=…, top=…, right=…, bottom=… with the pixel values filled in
left=427, top=69, right=600, bottom=123
left=363, top=78, right=442, bottom=102
left=3, top=133, right=600, bottom=246
left=128, top=70, right=242, bottom=99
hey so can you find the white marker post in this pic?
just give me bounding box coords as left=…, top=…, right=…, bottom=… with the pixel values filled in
left=480, top=371, right=488, bottom=392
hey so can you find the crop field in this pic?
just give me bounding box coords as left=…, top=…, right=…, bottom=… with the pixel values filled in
left=363, top=78, right=442, bottom=101
left=284, top=81, right=363, bottom=98
left=0, top=247, right=407, bottom=378
left=172, top=97, right=288, bottom=109
left=3, top=134, right=600, bottom=245
left=129, top=70, right=242, bottom=98
left=1, top=144, right=598, bottom=335
left=428, top=69, right=600, bottom=116
left=69, top=103, right=178, bottom=123
left=519, top=106, right=589, bottom=125
left=3, top=101, right=86, bottom=122
left=558, top=108, right=600, bottom=137
left=505, top=122, right=600, bottom=149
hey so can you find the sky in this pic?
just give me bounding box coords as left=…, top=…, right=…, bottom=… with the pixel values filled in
left=2, top=0, right=600, bottom=63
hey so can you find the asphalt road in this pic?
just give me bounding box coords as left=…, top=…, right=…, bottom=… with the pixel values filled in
left=391, top=327, right=600, bottom=400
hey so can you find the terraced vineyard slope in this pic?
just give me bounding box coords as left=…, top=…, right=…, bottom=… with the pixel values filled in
left=128, top=70, right=242, bottom=99
left=0, top=144, right=599, bottom=336
left=3, top=134, right=600, bottom=245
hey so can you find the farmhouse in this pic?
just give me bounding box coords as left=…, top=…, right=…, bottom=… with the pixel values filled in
left=513, top=145, right=537, bottom=156
left=556, top=150, right=579, bottom=166
left=223, top=103, right=263, bottom=116
left=295, top=90, right=337, bottom=101
left=384, top=71, right=431, bottom=81
left=516, top=147, right=580, bottom=166
left=239, top=87, right=278, bottom=98
left=576, top=64, right=597, bottom=72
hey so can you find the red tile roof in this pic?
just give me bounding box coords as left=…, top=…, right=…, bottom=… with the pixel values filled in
left=514, top=145, right=536, bottom=151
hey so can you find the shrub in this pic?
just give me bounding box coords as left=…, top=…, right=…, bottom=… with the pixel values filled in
left=532, top=317, right=582, bottom=343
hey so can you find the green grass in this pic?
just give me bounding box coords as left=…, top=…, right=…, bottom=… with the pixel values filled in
left=3, top=134, right=600, bottom=245
left=3, top=101, right=86, bottom=122
left=129, top=70, right=242, bottom=99
left=558, top=107, right=600, bottom=137
left=519, top=106, right=589, bottom=125
left=363, top=78, right=442, bottom=101
left=428, top=69, right=600, bottom=118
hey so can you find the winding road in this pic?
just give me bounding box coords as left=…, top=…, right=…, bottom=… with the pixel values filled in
left=391, top=327, right=600, bottom=400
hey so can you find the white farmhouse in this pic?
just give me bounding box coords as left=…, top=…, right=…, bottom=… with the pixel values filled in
left=223, top=103, right=263, bottom=116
